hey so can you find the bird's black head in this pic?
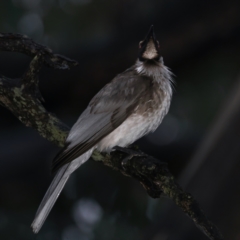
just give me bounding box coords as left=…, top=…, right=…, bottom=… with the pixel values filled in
left=138, top=26, right=160, bottom=62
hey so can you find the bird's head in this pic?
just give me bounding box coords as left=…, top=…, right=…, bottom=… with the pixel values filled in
left=138, top=25, right=160, bottom=62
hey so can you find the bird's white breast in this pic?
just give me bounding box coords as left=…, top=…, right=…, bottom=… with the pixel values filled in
left=97, top=60, right=173, bottom=152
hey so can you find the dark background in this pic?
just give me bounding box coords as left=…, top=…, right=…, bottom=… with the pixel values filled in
left=0, top=0, right=240, bottom=239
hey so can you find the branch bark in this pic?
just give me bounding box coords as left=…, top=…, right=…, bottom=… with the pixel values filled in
left=0, top=33, right=223, bottom=240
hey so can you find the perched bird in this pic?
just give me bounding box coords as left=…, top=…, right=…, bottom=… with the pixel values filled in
left=31, top=26, right=173, bottom=233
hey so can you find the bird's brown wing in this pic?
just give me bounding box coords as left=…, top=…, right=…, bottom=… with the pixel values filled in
left=51, top=70, right=153, bottom=173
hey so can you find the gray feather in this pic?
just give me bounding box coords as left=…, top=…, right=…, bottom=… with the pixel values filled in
left=31, top=149, right=93, bottom=233
left=52, top=69, right=152, bottom=172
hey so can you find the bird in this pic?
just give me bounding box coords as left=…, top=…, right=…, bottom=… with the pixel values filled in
left=31, top=25, right=173, bottom=233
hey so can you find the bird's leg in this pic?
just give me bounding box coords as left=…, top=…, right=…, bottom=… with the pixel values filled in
left=114, top=146, right=167, bottom=169
left=114, top=146, right=147, bottom=167
left=114, top=145, right=143, bottom=155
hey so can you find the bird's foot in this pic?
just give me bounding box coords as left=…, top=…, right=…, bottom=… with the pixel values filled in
left=114, top=146, right=167, bottom=169
left=114, top=146, right=147, bottom=168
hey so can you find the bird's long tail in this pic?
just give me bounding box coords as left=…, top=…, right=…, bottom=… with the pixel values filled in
left=31, top=149, right=93, bottom=234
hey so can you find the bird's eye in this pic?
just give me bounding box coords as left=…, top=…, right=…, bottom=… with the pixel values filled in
left=139, top=41, right=143, bottom=48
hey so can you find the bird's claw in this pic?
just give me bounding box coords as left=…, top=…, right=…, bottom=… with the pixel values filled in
left=114, top=146, right=147, bottom=168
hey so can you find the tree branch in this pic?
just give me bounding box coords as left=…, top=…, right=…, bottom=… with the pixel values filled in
left=0, top=33, right=223, bottom=240
left=0, top=33, right=78, bottom=69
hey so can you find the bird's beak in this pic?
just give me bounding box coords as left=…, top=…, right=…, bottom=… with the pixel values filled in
left=144, top=25, right=157, bottom=44
left=139, top=25, right=160, bottom=61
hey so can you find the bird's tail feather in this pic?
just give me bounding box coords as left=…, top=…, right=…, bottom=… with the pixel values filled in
left=31, top=163, right=70, bottom=233
left=31, top=149, right=94, bottom=234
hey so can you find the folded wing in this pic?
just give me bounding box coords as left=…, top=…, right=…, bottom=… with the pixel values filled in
left=52, top=69, right=152, bottom=173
